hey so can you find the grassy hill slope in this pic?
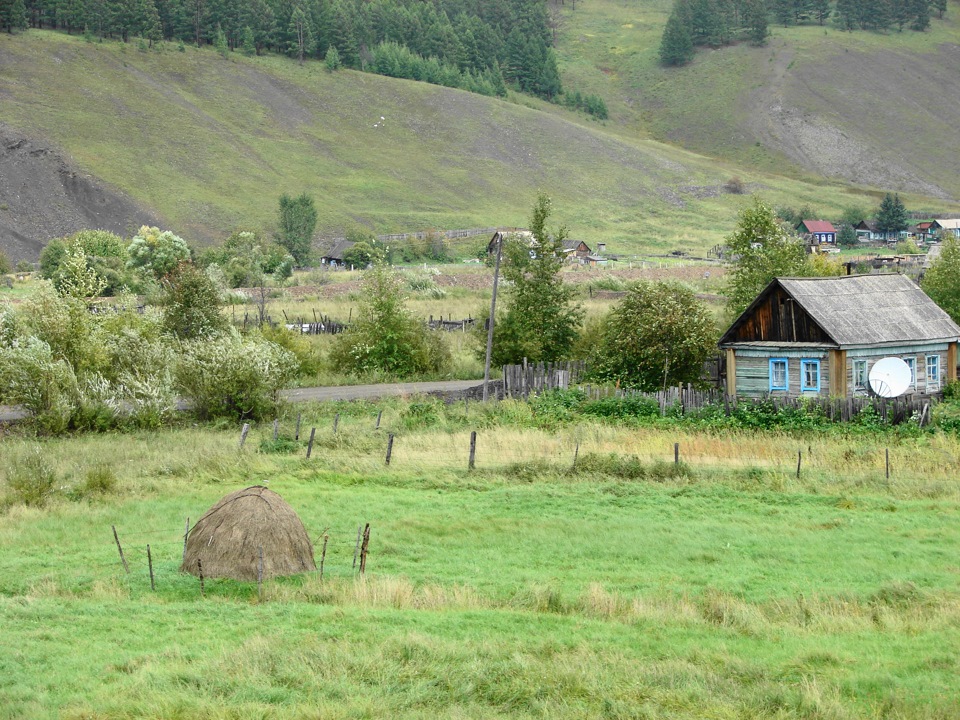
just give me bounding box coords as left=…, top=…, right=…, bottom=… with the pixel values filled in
left=0, top=31, right=921, bottom=260
left=557, top=0, right=960, bottom=201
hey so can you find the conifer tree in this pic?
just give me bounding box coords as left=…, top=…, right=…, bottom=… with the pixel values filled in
left=659, top=5, right=694, bottom=66
left=876, top=193, right=909, bottom=237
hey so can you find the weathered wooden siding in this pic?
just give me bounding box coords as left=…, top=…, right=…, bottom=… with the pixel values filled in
left=734, top=352, right=830, bottom=398
left=734, top=344, right=950, bottom=398
left=726, top=287, right=833, bottom=344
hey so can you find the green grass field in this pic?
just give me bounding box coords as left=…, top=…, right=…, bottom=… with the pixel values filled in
left=2, top=408, right=959, bottom=718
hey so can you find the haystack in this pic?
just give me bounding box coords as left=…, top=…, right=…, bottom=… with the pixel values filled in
left=180, top=486, right=316, bottom=581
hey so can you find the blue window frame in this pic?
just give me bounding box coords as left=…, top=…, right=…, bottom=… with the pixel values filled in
left=926, top=355, right=941, bottom=392
left=800, top=359, right=821, bottom=392
left=769, top=358, right=788, bottom=392
left=904, top=357, right=916, bottom=388
left=853, top=360, right=868, bottom=390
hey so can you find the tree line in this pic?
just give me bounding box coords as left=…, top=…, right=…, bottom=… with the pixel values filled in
left=1, top=0, right=607, bottom=118
left=659, top=0, right=947, bottom=65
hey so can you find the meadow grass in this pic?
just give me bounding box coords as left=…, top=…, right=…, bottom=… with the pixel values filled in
left=1, top=415, right=959, bottom=718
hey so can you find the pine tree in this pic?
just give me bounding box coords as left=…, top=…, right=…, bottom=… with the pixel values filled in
left=910, top=0, right=930, bottom=30
left=240, top=24, right=254, bottom=54
left=743, top=0, right=769, bottom=44
left=659, top=5, right=695, bottom=65
left=811, top=0, right=831, bottom=24
left=287, top=5, right=313, bottom=64
left=2, top=0, right=29, bottom=31
left=876, top=193, right=908, bottom=237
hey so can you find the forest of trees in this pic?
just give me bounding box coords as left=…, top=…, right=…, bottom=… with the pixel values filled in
left=659, top=0, right=947, bottom=65
left=1, top=0, right=607, bottom=118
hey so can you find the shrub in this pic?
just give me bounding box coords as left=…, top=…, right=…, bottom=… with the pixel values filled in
left=79, top=465, right=118, bottom=497
left=0, top=337, right=78, bottom=434
left=258, top=324, right=324, bottom=377
left=401, top=399, right=444, bottom=429
left=581, top=394, right=660, bottom=420
left=572, top=453, right=693, bottom=482
left=328, top=265, right=451, bottom=378
left=161, top=262, right=227, bottom=339
left=5, top=447, right=58, bottom=507
left=175, top=332, right=298, bottom=420
left=529, top=389, right=585, bottom=426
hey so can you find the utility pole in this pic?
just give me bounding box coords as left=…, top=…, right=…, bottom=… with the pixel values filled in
left=483, top=232, right=504, bottom=402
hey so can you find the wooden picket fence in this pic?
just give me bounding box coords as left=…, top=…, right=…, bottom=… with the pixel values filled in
left=502, top=362, right=934, bottom=425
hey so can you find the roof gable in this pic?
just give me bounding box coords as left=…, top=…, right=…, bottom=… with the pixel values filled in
left=721, top=274, right=960, bottom=347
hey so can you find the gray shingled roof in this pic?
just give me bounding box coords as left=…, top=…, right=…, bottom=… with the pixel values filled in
left=778, top=274, right=960, bottom=347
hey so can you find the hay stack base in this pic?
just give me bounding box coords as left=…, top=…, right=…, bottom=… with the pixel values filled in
left=181, top=486, right=316, bottom=581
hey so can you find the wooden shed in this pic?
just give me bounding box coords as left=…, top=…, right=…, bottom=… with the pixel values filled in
left=719, top=275, right=960, bottom=398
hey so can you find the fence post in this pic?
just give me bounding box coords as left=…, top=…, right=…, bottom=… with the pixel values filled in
left=112, top=525, right=129, bottom=574
left=572, top=442, right=579, bottom=471
left=468, top=431, right=477, bottom=470
left=273, top=419, right=279, bottom=441
left=797, top=450, right=802, bottom=479
left=257, top=545, right=264, bottom=602
left=295, top=412, right=301, bottom=441
left=319, top=534, right=329, bottom=581
left=182, top=517, right=190, bottom=563
left=674, top=442, right=679, bottom=465
left=375, top=410, right=382, bottom=430
left=306, top=428, right=316, bottom=458
left=198, top=558, right=204, bottom=598
left=333, top=413, right=340, bottom=433
left=886, top=448, right=890, bottom=479
left=359, top=524, right=371, bottom=576
left=385, top=433, right=394, bottom=465
left=147, top=544, right=155, bottom=591
left=238, top=423, right=250, bottom=449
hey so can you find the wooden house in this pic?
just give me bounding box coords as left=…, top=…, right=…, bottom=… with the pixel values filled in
left=562, top=238, right=592, bottom=262
left=719, top=275, right=959, bottom=399
left=930, top=219, right=960, bottom=239
left=796, top=220, right=837, bottom=244
left=855, top=220, right=905, bottom=243
left=318, top=239, right=355, bottom=267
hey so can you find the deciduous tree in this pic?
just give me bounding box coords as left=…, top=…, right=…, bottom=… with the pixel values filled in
left=590, top=281, right=717, bottom=391
left=921, top=237, right=960, bottom=324
left=276, top=192, right=317, bottom=265
left=725, top=197, right=808, bottom=315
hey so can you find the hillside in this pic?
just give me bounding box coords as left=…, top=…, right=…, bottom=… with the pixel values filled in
left=0, top=30, right=911, bottom=262
left=558, top=0, right=960, bottom=200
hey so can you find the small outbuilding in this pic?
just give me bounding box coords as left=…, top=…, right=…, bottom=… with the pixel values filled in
left=180, top=486, right=316, bottom=581
left=719, top=274, right=960, bottom=399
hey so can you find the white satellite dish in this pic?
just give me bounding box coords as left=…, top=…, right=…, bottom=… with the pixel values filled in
left=868, top=357, right=912, bottom=398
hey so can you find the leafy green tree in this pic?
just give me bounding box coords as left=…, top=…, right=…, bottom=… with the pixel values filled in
left=725, top=197, right=808, bottom=315
left=276, top=193, right=316, bottom=265
left=659, top=7, right=694, bottom=65
left=485, top=193, right=584, bottom=365
left=126, top=226, right=191, bottom=279
left=328, top=264, right=451, bottom=377
left=590, top=281, right=717, bottom=391
left=837, top=223, right=859, bottom=247
left=921, top=237, right=960, bottom=324
left=288, top=4, right=314, bottom=64
left=161, top=261, right=226, bottom=339
left=240, top=24, right=255, bottom=55
left=876, top=192, right=908, bottom=237
left=343, top=241, right=375, bottom=268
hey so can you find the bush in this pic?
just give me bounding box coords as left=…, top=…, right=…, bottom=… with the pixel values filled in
left=581, top=394, right=661, bottom=420
left=0, top=336, right=78, bottom=434
left=5, top=447, right=58, bottom=507
left=328, top=265, right=451, bottom=378
left=161, top=262, right=227, bottom=339
left=571, top=453, right=693, bottom=482
left=78, top=465, right=118, bottom=497
left=258, top=324, right=324, bottom=377
left=175, top=332, right=298, bottom=420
